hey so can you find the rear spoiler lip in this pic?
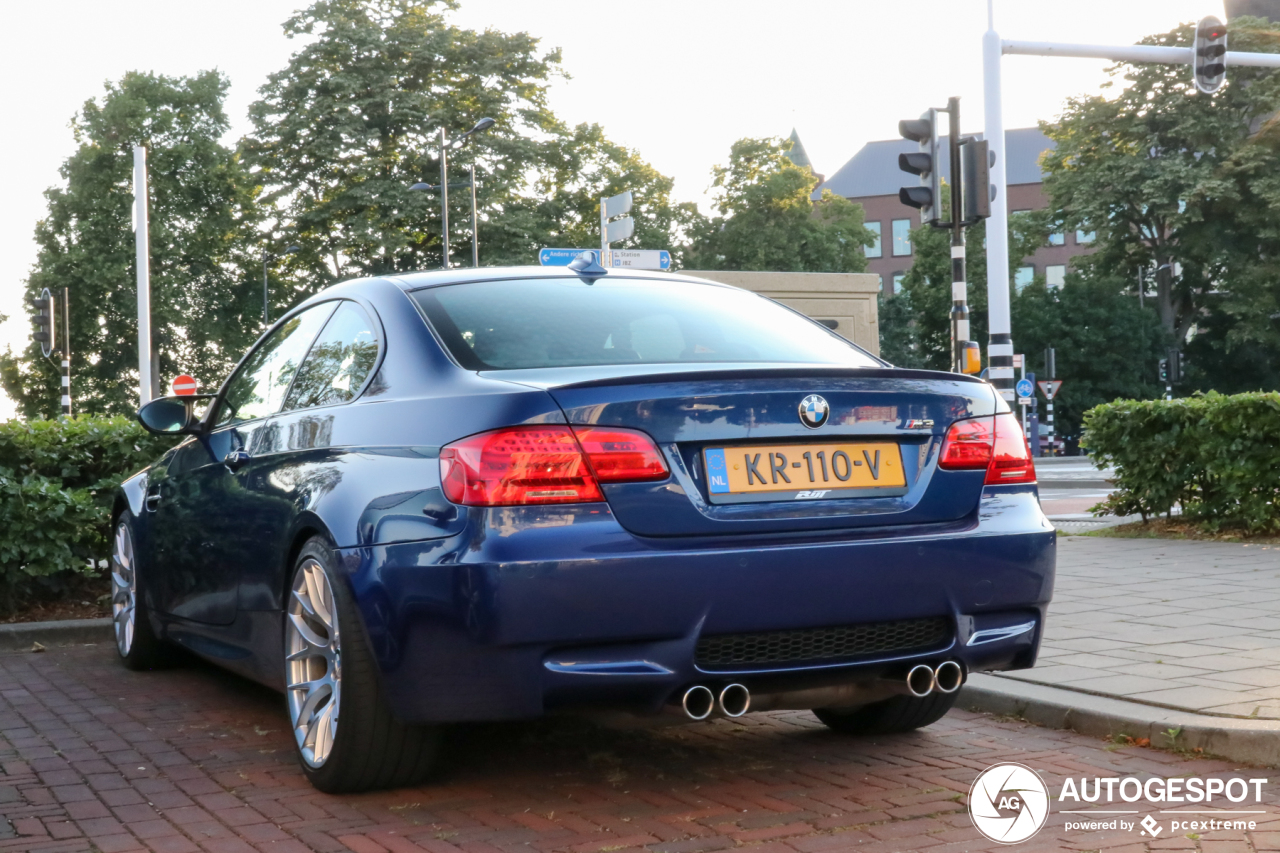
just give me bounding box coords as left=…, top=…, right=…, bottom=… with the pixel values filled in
left=488, top=364, right=987, bottom=391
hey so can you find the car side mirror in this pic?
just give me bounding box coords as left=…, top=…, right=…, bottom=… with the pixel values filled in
left=137, top=395, right=214, bottom=436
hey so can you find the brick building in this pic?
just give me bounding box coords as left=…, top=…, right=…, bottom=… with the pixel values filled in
left=816, top=127, right=1094, bottom=294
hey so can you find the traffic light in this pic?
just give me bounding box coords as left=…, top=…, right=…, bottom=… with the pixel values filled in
left=32, top=288, right=56, bottom=358
left=1158, top=358, right=1170, bottom=383
left=898, top=109, right=942, bottom=225
left=1167, top=348, right=1183, bottom=383
left=1194, top=16, right=1227, bottom=94
left=961, top=138, right=992, bottom=222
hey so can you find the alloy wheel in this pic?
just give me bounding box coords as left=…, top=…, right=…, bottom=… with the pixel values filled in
left=286, top=558, right=342, bottom=767
left=110, top=522, right=136, bottom=657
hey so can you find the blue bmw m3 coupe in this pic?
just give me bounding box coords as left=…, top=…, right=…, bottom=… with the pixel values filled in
left=115, top=260, right=1055, bottom=792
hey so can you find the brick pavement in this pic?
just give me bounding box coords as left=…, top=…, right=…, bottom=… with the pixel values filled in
left=1000, top=537, right=1280, bottom=719
left=2, top=645, right=1278, bottom=853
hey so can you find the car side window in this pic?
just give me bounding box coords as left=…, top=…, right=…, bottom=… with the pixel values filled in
left=216, top=303, right=336, bottom=427
left=283, top=301, right=380, bottom=411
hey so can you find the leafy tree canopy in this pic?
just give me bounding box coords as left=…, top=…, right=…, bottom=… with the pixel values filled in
left=245, top=0, right=696, bottom=288
left=2, top=71, right=262, bottom=418
left=892, top=189, right=1047, bottom=370
left=1040, top=16, right=1280, bottom=360
left=683, top=137, right=872, bottom=272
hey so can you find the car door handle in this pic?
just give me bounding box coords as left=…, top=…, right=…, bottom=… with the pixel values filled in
left=223, top=449, right=253, bottom=471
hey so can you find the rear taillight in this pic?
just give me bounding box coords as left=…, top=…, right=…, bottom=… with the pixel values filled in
left=439, top=425, right=668, bottom=506
left=986, top=413, right=1036, bottom=485
left=939, top=417, right=995, bottom=470
left=938, top=413, right=1036, bottom=485
left=572, top=426, right=669, bottom=483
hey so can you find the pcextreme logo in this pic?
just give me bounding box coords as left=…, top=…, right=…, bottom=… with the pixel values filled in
left=969, top=763, right=1051, bottom=844
left=969, top=763, right=1270, bottom=844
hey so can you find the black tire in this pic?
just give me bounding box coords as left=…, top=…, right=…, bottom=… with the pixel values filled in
left=112, top=514, right=174, bottom=671
left=813, top=690, right=958, bottom=735
left=285, top=537, right=439, bottom=793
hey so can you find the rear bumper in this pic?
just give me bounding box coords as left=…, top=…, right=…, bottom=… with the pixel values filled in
left=337, top=484, right=1055, bottom=723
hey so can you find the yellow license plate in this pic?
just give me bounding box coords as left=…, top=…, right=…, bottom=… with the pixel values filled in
left=704, top=442, right=906, bottom=500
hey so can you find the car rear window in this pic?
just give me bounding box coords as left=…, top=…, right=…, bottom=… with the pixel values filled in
left=410, top=277, right=880, bottom=370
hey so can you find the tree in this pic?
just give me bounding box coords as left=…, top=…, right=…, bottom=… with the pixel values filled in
left=887, top=192, right=1164, bottom=437
left=1040, top=16, right=1280, bottom=367
left=1010, top=271, right=1166, bottom=438
left=892, top=191, right=1047, bottom=371
left=245, top=0, right=696, bottom=292
left=682, top=137, right=873, bottom=272
left=1, top=71, right=263, bottom=418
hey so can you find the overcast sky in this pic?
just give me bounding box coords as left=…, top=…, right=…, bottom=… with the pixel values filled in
left=0, top=0, right=1224, bottom=418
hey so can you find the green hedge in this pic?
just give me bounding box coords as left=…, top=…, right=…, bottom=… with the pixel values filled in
left=0, top=416, right=174, bottom=611
left=1081, top=391, right=1280, bottom=533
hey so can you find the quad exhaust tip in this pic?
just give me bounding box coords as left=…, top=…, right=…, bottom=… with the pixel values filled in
left=934, top=660, right=964, bottom=694
left=906, top=664, right=936, bottom=697
left=719, top=683, right=750, bottom=718
left=682, top=685, right=715, bottom=720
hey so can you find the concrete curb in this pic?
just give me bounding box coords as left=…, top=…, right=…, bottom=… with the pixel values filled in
left=961, top=673, right=1280, bottom=768
left=0, top=618, right=112, bottom=651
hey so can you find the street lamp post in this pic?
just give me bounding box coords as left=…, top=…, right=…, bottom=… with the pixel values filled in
left=469, top=163, right=479, bottom=268
left=412, top=118, right=495, bottom=269
left=262, top=245, right=300, bottom=324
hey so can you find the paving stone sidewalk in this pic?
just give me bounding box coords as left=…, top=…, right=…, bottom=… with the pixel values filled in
left=997, top=535, right=1280, bottom=719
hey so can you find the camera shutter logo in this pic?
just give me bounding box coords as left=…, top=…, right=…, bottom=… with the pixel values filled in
left=969, top=763, right=1050, bottom=844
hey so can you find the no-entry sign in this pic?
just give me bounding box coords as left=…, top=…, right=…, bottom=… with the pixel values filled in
left=171, top=374, right=197, bottom=396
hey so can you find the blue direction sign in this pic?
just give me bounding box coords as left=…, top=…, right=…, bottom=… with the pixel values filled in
left=1016, top=378, right=1034, bottom=399
left=609, top=249, right=671, bottom=270
left=539, top=248, right=593, bottom=266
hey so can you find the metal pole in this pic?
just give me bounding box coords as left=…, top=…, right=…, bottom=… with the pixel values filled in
left=470, top=163, right=479, bottom=268
left=600, top=196, right=609, bottom=259
left=440, top=127, right=450, bottom=269
left=1003, top=40, right=1280, bottom=69
left=262, top=250, right=270, bottom=325
left=983, top=2, right=1015, bottom=402
left=1044, top=347, right=1056, bottom=457
left=947, top=97, right=968, bottom=374
left=133, top=145, right=152, bottom=407
left=60, top=286, right=71, bottom=418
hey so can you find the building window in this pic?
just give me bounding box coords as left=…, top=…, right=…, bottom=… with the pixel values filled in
left=892, top=274, right=905, bottom=295
left=1014, top=266, right=1035, bottom=291
left=1076, top=229, right=1096, bottom=244
left=877, top=274, right=885, bottom=292
left=865, top=222, right=882, bottom=258
left=891, top=219, right=912, bottom=256
left=1048, top=231, right=1065, bottom=246
left=1046, top=265, right=1066, bottom=289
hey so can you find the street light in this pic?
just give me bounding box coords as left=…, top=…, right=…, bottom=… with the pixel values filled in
left=262, top=245, right=300, bottom=324
left=412, top=117, right=496, bottom=269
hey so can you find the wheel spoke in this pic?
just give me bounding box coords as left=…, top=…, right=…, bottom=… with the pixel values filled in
left=290, top=587, right=318, bottom=620
left=293, top=678, right=333, bottom=727
left=287, top=612, right=330, bottom=650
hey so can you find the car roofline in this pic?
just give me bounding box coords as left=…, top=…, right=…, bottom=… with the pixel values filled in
left=381, top=266, right=732, bottom=292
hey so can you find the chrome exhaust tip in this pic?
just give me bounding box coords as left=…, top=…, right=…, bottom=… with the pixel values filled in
left=718, top=683, right=750, bottom=718
left=934, top=660, right=964, bottom=694
left=682, top=685, right=715, bottom=720
left=906, top=664, right=936, bottom=697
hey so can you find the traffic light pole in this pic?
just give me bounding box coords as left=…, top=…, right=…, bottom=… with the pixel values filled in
left=981, top=2, right=1280, bottom=405
left=60, top=287, right=71, bottom=418
left=982, top=11, right=1015, bottom=403
left=946, top=97, right=969, bottom=374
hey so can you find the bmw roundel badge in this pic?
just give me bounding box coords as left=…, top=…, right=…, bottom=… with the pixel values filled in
left=798, top=394, right=830, bottom=429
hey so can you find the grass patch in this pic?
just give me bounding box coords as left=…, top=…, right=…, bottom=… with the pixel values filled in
left=1078, top=518, right=1280, bottom=545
